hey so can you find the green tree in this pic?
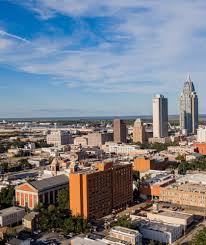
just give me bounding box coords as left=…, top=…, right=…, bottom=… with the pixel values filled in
left=63, top=217, right=74, bottom=234
left=191, top=227, right=206, bottom=244
left=111, top=216, right=132, bottom=229
left=57, top=188, right=70, bottom=211
left=0, top=185, right=15, bottom=208
left=133, top=171, right=140, bottom=182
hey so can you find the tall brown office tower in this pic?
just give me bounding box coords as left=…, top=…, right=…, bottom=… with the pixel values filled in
left=133, top=118, right=146, bottom=144
left=69, top=161, right=133, bottom=219
left=113, top=119, right=127, bottom=143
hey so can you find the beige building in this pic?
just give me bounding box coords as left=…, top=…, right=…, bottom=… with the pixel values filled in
left=160, top=182, right=206, bottom=208
left=46, top=130, right=73, bottom=147
left=74, top=136, right=88, bottom=146
left=133, top=118, right=146, bottom=144
left=87, top=132, right=113, bottom=147
left=103, top=226, right=142, bottom=245
left=153, top=94, right=168, bottom=138
left=23, top=212, right=39, bottom=232
left=147, top=211, right=193, bottom=229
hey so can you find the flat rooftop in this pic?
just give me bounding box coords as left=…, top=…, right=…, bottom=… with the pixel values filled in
left=177, top=173, right=206, bottom=185
left=0, top=207, right=24, bottom=216
left=104, top=236, right=131, bottom=245
left=155, top=210, right=192, bottom=219
left=112, top=226, right=139, bottom=235
left=166, top=182, right=206, bottom=193
left=138, top=220, right=181, bottom=233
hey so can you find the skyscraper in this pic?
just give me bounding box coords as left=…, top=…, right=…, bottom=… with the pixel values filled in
left=180, top=75, right=198, bottom=135
left=113, top=119, right=127, bottom=143
left=133, top=118, right=146, bottom=143
left=153, top=94, right=168, bottom=138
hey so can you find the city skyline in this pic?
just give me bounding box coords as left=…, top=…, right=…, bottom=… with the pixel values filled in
left=0, top=1, right=206, bottom=117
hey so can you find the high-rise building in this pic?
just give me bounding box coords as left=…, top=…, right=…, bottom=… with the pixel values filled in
left=133, top=118, right=146, bottom=143
left=152, top=94, right=168, bottom=138
left=113, top=119, right=127, bottom=143
left=180, top=75, right=198, bottom=135
left=69, top=161, right=133, bottom=219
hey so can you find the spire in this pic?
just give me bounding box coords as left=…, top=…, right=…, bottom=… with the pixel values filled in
left=187, top=73, right=192, bottom=82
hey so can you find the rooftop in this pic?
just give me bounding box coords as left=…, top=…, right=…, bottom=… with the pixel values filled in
left=111, top=226, right=140, bottom=235
left=156, top=210, right=192, bottom=220
left=138, top=220, right=181, bottom=232
left=0, top=207, right=24, bottom=217
left=103, top=236, right=131, bottom=245
left=23, top=211, right=39, bottom=221
left=30, top=174, right=69, bottom=191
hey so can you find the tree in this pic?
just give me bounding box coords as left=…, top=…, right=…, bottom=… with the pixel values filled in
left=191, top=227, right=206, bottom=244
left=63, top=217, right=74, bottom=235
left=0, top=185, right=15, bottom=208
left=133, top=171, right=140, bottom=182
left=111, top=216, right=132, bottom=229
left=57, top=188, right=70, bottom=211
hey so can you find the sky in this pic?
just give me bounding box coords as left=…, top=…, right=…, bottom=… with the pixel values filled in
left=0, top=0, right=206, bottom=118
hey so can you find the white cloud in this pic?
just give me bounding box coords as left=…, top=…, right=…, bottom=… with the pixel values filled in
left=2, top=0, right=206, bottom=115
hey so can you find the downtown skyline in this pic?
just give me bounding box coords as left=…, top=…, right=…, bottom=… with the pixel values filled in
left=0, top=1, right=206, bottom=117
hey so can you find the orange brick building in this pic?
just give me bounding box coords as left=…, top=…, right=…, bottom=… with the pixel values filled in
left=133, top=157, right=168, bottom=173
left=15, top=175, right=69, bottom=209
left=70, top=162, right=133, bottom=219
left=139, top=174, right=175, bottom=199
left=193, top=143, right=206, bottom=155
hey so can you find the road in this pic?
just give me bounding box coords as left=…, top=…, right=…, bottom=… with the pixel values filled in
left=173, top=221, right=206, bottom=245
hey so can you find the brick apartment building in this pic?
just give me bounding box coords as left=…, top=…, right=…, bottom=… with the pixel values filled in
left=70, top=161, right=133, bottom=219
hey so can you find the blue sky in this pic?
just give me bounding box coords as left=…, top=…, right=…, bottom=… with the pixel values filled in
left=0, top=0, right=206, bottom=117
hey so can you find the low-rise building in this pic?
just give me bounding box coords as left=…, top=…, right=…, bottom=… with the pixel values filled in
left=137, top=219, right=183, bottom=244
left=193, top=143, right=206, bottom=155
left=103, top=226, right=142, bottom=245
left=133, top=156, right=168, bottom=173
left=197, top=126, right=206, bottom=143
left=15, top=175, right=69, bottom=209
left=74, top=136, right=88, bottom=146
left=106, top=143, right=140, bottom=155
left=139, top=173, right=175, bottom=199
left=71, top=237, right=106, bottom=245
left=159, top=174, right=206, bottom=208
left=147, top=210, right=193, bottom=229
left=0, top=207, right=25, bottom=227
left=167, top=146, right=195, bottom=155
left=23, top=212, right=39, bottom=232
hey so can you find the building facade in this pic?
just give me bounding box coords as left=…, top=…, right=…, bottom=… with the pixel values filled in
left=152, top=94, right=168, bottom=138
left=87, top=132, right=113, bottom=147
left=197, top=126, right=206, bottom=143
left=15, top=175, right=69, bottom=209
left=113, top=119, right=127, bottom=143
left=70, top=162, right=133, bottom=219
left=46, top=130, right=73, bottom=147
left=133, top=157, right=168, bottom=173
left=0, top=207, right=25, bottom=227
left=160, top=182, right=206, bottom=208
left=103, top=226, right=142, bottom=245
left=133, top=118, right=146, bottom=144
left=180, top=76, right=198, bottom=135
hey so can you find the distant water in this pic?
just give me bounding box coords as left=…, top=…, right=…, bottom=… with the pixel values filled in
left=1, top=114, right=206, bottom=122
